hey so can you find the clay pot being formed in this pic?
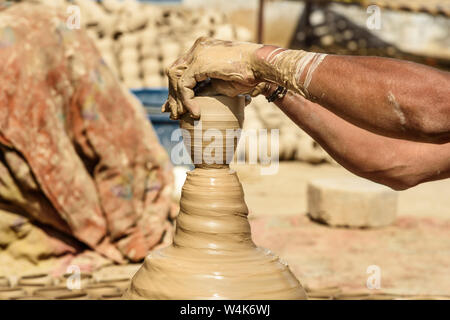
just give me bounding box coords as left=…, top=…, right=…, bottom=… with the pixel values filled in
left=142, top=58, right=160, bottom=74
left=143, top=75, right=164, bottom=88
left=124, top=96, right=306, bottom=300
left=180, top=95, right=245, bottom=168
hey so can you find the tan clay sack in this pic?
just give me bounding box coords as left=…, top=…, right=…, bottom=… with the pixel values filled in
left=161, top=58, right=175, bottom=72
left=96, top=38, right=113, bottom=52
left=75, top=0, right=107, bottom=27
left=0, top=276, right=9, bottom=288
left=120, top=61, right=140, bottom=77
left=96, top=278, right=130, bottom=292
left=141, top=43, right=160, bottom=59
left=118, top=47, right=139, bottom=65
left=212, top=24, right=235, bottom=41
left=180, top=37, right=199, bottom=53
left=38, top=0, right=66, bottom=9
left=15, top=272, right=52, bottom=293
left=119, top=33, right=140, bottom=49
left=144, top=75, right=164, bottom=88
left=124, top=77, right=143, bottom=89
left=190, top=29, right=210, bottom=41
left=99, top=48, right=115, bottom=63
left=125, top=9, right=149, bottom=32
left=209, top=11, right=227, bottom=25
left=85, top=284, right=121, bottom=299
left=236, top=26, right=253, bottom=42
left=0, top=288, right=25, bottom=300
left=18, top=273, right=53, bottom=287
left=159, top=76, right=167, bottom=87
left=192, top=13, right=213, bottom=28
left=140, top=27, right=158, bottom=47
left=142, top=58, right=161, bottom=75
left=96, top=15, right=118, bottom=38
left=54, top=292, right=89, bottom=300
left=160, top=41, right=181, bottom=61
left=86, top=29, right=99, bottom=42
left=102, top=54, right=120, bottom=78
left=101, top=0, right=125, bottom=13
left=162, top=9, right=186, bottom=30
left=279, top=132, right=298, bottom=160
left=142, top=4, right=162, bottom=22
left=235, top=106, right=265, bottom=163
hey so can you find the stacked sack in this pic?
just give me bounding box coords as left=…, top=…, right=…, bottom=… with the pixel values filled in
left=24, top=0, right=253, bottom=88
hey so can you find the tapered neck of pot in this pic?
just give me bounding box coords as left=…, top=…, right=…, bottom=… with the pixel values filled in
left=180, top=95, right=245, bottom=168
left=172, top=167, right=255, bottom=252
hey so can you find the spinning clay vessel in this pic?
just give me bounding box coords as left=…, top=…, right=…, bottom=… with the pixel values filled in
left=124, top=95, right=306, bottom=299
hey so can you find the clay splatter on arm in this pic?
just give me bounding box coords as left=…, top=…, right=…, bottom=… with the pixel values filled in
left=253, top=46, right=327, bottom=99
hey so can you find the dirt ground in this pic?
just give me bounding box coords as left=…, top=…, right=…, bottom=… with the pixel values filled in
left=233, top=162, right=450, bottom=296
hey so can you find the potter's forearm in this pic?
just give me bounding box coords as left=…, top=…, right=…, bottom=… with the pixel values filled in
left=271, top=91, right=450, bottom=190
left=255, top=48, right=450, bottom=143
left=309, top=55, right=450, bottom=143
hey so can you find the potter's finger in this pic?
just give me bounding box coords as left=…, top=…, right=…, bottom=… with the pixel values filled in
left=167, top=96, right=180, bottom=119
left=166, top=91, right=179, bottom=119
left=170, top=101, right=178, bottom=119
left=166, top=95, right=179, bottom=119
left=166, top=66, right=185, bottom=119
left=176, top=95, right=185, bottom=118
left=166, top=64, right=186, bottom=90
left=178, top=71, right=201, bottom=119
left=249, top=82, right=266, bottom=97
left=161, top=99, right=169, bottom=113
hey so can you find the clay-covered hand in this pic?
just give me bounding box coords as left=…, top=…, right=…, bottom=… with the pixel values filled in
left=162, top=37, right=263, bottom=119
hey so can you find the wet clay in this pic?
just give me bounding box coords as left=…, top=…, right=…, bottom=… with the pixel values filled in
left=124, top=96, right=306, bottom=299
left=253, top=48, right=327, bottom=99
left=180, top=95, right=244, bottom=168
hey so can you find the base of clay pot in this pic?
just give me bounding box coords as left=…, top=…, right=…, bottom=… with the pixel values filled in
left=123, top=244, right=306, bottom=300
left=123, top=168, right=306, bottom=300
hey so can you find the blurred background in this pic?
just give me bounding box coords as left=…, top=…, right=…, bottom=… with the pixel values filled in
left=0, top=0, right=449, bottom=300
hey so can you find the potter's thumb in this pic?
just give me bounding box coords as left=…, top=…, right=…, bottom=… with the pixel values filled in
left=186, top=100, right=201, bottom=119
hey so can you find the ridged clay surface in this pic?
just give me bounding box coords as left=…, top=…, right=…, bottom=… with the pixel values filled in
left=124, top=96, right=306, bottom=299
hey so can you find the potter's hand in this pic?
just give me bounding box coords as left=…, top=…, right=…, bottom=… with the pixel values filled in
left=162, top=37, right=263, bottom=119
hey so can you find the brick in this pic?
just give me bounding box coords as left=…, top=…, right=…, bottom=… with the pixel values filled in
left=307, top=177, right=398, bottom=228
